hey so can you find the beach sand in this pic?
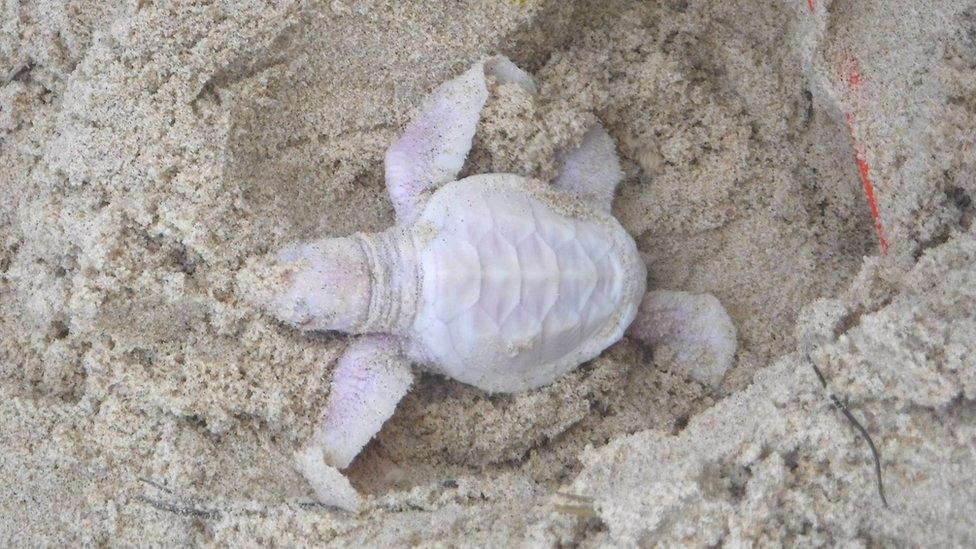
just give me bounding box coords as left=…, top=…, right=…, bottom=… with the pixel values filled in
left=1, top=0, right=974, bottom=544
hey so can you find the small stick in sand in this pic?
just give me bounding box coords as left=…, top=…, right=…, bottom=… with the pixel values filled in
left=136, top=478, right=221, bottom=519
left=135, top=494, right=221, bottom=519
left=810, top=363, right=889, bottom=508
left=554, top=492, right=598, bottom=518
left=554, top=504, right=599, bottom=518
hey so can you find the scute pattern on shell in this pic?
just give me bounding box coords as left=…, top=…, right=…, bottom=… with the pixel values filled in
left=413, top=174, right=635, bottom=392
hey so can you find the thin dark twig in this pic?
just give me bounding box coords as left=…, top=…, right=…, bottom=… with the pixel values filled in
left=138, top=477, right=174, bottom=494
left=136, top=478, right=220, bottom=519
left=810, top=362, right=888, bottom=508
left=136, top=494, right=221, bottom=519
left=298, top=501, right=328, bottom=510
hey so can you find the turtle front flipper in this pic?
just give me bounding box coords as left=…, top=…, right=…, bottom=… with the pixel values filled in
left=385, top=56, right=535, bottom=224
left=296, top=335, right=413, bottom=510
left=554, top=123, right=624, bottom=214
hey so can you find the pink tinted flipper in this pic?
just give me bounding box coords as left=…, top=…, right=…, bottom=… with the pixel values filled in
left=296, top=335, right=413, bottom=510
left=553, top=123, right=624, bottom=214
left=385, top=62, right=489, bottom=223
left=384, top=56, right=536, bottom=223
left=628, top=290, right=737, bottom=387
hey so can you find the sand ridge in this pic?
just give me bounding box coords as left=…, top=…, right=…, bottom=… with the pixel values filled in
left=1, top=0, right=973, bottom=545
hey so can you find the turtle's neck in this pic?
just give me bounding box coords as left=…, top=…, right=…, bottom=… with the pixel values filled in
left=351, top=227, right=420, bottom=335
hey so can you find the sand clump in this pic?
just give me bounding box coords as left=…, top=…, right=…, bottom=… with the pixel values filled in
left=1, top=0, right=974, bottom=545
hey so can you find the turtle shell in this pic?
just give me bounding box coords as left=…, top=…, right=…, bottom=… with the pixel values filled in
left=409, top=174, right=646, bottom=392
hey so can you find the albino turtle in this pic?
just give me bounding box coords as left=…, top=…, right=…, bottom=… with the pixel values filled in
left=254, top=57, right=736, bottom=510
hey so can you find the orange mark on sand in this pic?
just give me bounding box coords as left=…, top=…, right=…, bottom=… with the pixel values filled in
left=842, top=54, right=864, bottom=92
left=845, top=114, right=890, bottom=255
left=842, top=56, right=890, bottom=255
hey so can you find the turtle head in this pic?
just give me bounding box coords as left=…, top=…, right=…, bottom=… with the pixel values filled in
left=263, top=237, right=371, bottom=333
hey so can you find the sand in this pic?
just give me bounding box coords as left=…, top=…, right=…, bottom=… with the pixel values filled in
left=1, top=0, right=973, bottom=545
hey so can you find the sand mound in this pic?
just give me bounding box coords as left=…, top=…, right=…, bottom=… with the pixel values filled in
left=2, top=0, right=973, bottom=544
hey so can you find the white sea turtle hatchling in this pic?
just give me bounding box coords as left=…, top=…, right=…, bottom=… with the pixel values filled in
left=253, top=56, right=737, bottom=510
